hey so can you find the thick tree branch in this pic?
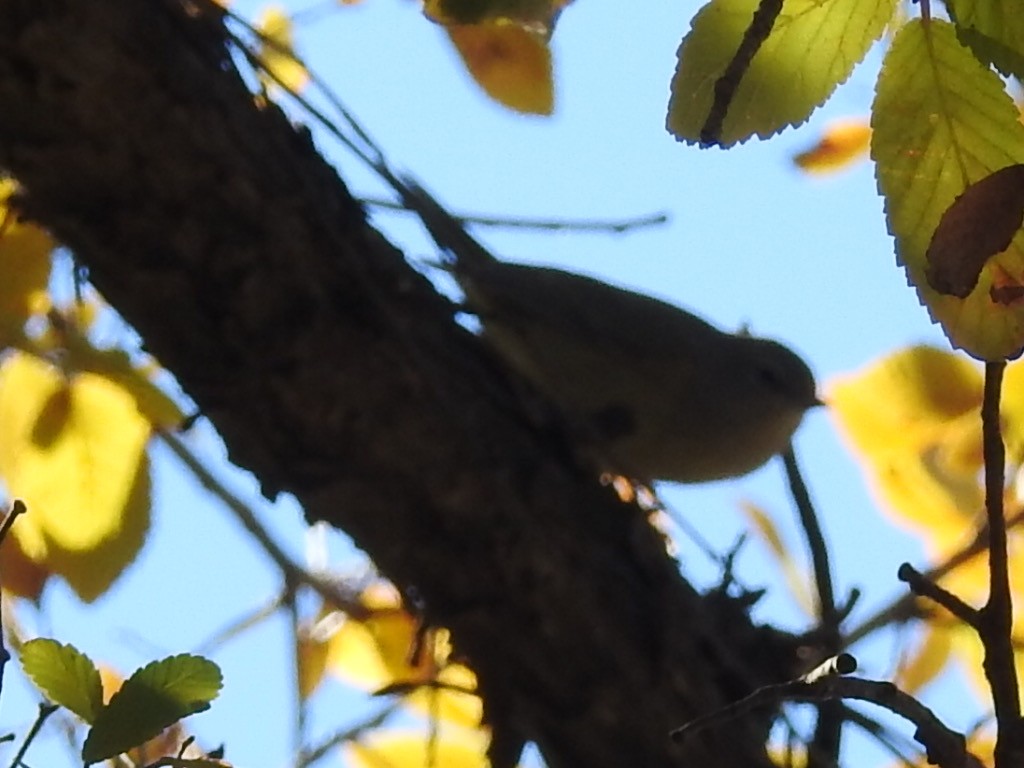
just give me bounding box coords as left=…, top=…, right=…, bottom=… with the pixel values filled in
left=0, top=1, right=801, bottom=765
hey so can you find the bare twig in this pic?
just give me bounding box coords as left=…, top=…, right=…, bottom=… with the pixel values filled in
left=979, top=361, right=1023, bottom=766
left=296, top=702, right=400, bottom=768
left=362, top=195, right=668, bottom=235
left=672, top=656, right=978, bottom=768
left=7, top=702, right=58, bottom=768
left=844, top=507, right=1024, bottom=646
left=158, top=430, right=371, bottom=620
left=0, top=499, right=25, bottom=712
left=897, top=563, right=979, bottom=626
left=783, top=447, right=842, bottom=768
left=0, top=500, right=26, bottom=545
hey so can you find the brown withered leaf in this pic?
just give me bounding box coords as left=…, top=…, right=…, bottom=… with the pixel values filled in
left=926, top=163, right=1024, bottom=298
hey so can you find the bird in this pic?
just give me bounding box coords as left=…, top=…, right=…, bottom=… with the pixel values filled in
left=399, top=179, right=820, bottom=483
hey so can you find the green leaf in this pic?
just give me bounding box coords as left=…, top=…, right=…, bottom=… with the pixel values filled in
left=82, top=654, right=222, bottom=765
left=872, top=19, right=1024, bottom=360
left=667, top=0, right=897, bottom=146
left=19, top=639, right=103, bottom=724
left=948, top=0, right=1024, bottom=79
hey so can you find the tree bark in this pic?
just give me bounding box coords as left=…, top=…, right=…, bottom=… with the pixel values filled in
left=0, top=1, right=801, bottom=765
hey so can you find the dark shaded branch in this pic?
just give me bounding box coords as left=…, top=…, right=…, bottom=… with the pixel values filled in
left=783, top=447, right=842, bottom=768
left=673, top=656, right=980, bottom=768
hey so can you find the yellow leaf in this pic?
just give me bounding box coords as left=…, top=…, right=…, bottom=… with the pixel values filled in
left=828, top=346, right=982, bottom=457
left=324, top=585, right=481, bottom=726
left=61, top=333, right=184, bottom=430
left=0, top=352, right=152, bottom=601
left=793, top=119, right=872, bottom=174
left=403, top=660, right=482, bottom=728
left=828, top=347, right=988, bottom=546
left=999, top=356, right=1024, bottom=465
left=0, top=179, right=52, bottom=345
left=425, top=0, right=570, bottom=32
left=894, top=625, right=953, bottom=694
left=345, top=729, right=489, bottom=768
left=326, top=584, right=434, bottom=690
left=297, top=622, right=331, bottom=700
left=740, top=501, right=814, bottom=617
left=446, top=21, right=554, bottom=115
left=256, top=7, right=309, bottom=94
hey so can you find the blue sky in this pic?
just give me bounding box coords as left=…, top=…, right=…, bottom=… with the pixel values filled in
left=1, top=1, right=982, bottom=766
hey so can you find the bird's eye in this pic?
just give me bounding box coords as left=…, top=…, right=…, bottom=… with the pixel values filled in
left=756, top=365, right=782, bottom=389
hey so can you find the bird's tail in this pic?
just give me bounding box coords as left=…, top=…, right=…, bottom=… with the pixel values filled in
left=394, top=177, right=498, bottom=276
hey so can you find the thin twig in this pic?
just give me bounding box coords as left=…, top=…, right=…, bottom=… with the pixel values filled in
left=296, top=702, right=399, bottom=768
left=979, top=361, right=1022, bottom=766
left=0, top=500, right=26, bottom=545
left=783, top=447, right=842, bottom=768
left=8, top=703, right=58, bottom=768
left=672, top=660, right=978, bottom=768
left=897, top=563, right=979, bottom=626
left=0, top=499, right=25, bottom=714
left=362, top=195, right=668, bottom=234
left=158, top=430, right=371, bottom=620
left=846, top=508, right=1024, bottom=646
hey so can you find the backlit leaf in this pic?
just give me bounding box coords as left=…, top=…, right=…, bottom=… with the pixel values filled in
left=446, top=21, right=553, bottom=115
left=20, top=639, right=103, bottom=724
left=83, top=655, right=222, bottom=765
left=947, top=0, right=1024, bottom=79
left=872, top=19, right=1024, bottom=360
left=0, top=352, right=152, bottom=601
left=793, top=119, right=872, bottom=174
left=667, top=0, right=896, bottom=146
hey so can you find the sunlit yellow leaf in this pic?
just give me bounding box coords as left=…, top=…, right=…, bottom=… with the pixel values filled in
left=61, top=333, right=184, bottom=430
left=793, top=119, right=872, bottom=174
left=256, top=7, right=309, bottom=95
left=345, top=729, right=489, bottom=768
left=998, top=357, right=1024, bottom=465
left=828, top=346, right=982, bottom=457
left=828, top=347, right=987, bottom=548
left=324, top=585, right=481, bottom=726
left=894, top=625, right=953, bottom=694
left=0, top=352, right=152, bottom=601
left=403, top=660, right=482, bottom=728
left=446, top=21, right=553, bottom=115
left=0, top=179, right=53, bottom=345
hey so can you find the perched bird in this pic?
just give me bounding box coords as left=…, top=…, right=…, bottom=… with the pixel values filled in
left=401, top=180, right=820, bottom=483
